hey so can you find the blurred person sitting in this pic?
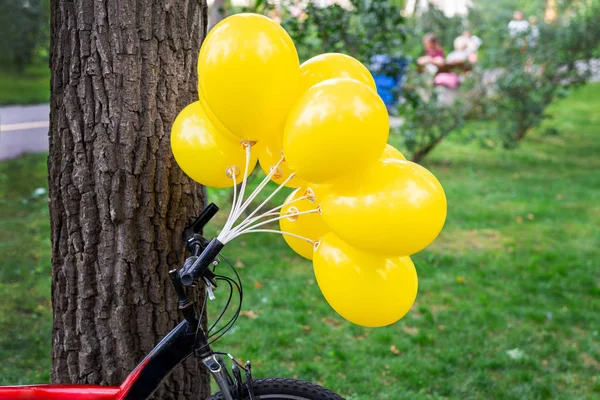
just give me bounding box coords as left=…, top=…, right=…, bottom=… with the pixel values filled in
left=432, top=37, right=469, bottom=90
left=433, top=33, right=483, bottom=90
left=461, top=30, right=482, bottom=63
left=417, top=33, right=445, bottom=73
left=508, top=10, right=530, bottom=49
left=446, top=35, right=471, bottom=64
left=508, top=10, right=529, bottom=36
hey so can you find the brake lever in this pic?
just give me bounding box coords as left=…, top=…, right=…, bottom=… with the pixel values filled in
left=204, top=278, right=216, bottom=301
left=245, top=361, right=256, bottom=400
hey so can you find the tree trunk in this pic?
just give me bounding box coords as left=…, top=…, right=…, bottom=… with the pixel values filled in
left=48, top=0, right=210, bottom=399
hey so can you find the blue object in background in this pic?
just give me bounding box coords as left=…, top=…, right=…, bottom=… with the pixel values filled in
left=369, top=55, right=409, bottom=107
left=373, top=75, right=396, bottom=89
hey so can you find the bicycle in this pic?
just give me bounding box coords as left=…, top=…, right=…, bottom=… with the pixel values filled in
left=0, top=203, right=345, bottom=400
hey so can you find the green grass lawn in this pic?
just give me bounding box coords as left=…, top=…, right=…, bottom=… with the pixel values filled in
left=0, top=64, right=50, bottom=106
left=1, top=84, right=599, bottom=399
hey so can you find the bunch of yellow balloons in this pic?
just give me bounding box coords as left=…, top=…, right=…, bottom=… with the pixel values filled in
left=171, top=13, right=447, bottom=329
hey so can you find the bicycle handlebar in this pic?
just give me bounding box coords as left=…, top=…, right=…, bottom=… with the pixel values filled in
left=177, top=203, right=223, bottom=286
left=179, top=238, right=224, bottom=286
left=183, top=203, right=219, bottom=244
left=191, top=203, right=219, bottom=234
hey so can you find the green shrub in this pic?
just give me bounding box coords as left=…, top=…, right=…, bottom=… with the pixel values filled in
left=0, top=0, right=49, bottom=71
left=391, top=68, right=470, bottom=163
left=281, top=0, right=407, bottom=63
left=479, top=2, right=600, bottom=147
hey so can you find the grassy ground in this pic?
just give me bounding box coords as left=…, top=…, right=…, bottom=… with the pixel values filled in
left=0, top=65, right=50, bottom=106
left=0, top=84, right=599, bottom=398
left=0, top=156, right=52, bottom=384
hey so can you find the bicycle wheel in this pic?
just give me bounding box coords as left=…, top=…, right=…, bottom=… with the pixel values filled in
left=207, top=378, right=345, bottom=400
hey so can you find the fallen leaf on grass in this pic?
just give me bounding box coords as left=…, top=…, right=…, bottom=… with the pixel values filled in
left=301, top=325, right=312, bottom=331
left=582, top=354, right=600, bottom=370
left=235, top=260, right=245, bottom=268
left=321, top=317, right=343, bottom=327
left=527, top=213, right=534, bottom=220
left=240, top=311, right=260, bottom=319
left=390, top=345, right=401, bottom=355
left=402, top=326, right=419, bottom=336
left=456, top=276, right=465, bottom=284
left=253, top=281, right=263, bottom=289
left=516, top=216, right=523, bottom=223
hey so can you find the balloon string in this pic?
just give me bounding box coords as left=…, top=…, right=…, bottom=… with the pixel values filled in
left=219, top=167, right=238, bottom=241
left=230, top=209, right=318, bottom=237
left=218, top=144, right=251, bottom=242
left=221, top=158, right=287, bottom=243
left=229, top=154, right=285, bottom=224
left=225, top=195, right=308, bottom=240
left=218, top=152, right=284, bottom=242
left=222, top=171, right=296, bottom=243
left=226, top=229, right=313, bottom=244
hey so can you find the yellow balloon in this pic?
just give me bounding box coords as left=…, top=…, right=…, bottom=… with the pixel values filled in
left=198, top=94, right=240, bottom=143
left=322, top=159, right=447, bottom=256
left=198, top=13, right=299, bottom=142
left=298, top=53, right=377, bottom=96
left=307, top=183, right=331, bottom=205
left=258, top=140, right=307, bottom=188
left=279, top=187, right=330, bottom=260
left=313, top=233, right=418, bottom=327
left=283, top=78, right=389, bottom=183
left=382, top=143, right=406, bottom=160
left=171, top=102, right=258, bottom=188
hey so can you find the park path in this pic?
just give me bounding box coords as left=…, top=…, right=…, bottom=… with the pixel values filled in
left=0, top=104, right=49, bottom=161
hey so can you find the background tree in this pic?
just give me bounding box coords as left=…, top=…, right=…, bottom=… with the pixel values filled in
left=209, top=0, right=228, bottom=30
left=0, top=0, right=49, bottom=70
left=48, top=0, right=210, bottom=398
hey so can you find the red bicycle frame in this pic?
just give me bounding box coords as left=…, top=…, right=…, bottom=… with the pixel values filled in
left=0, top=320, right=204, bottom=399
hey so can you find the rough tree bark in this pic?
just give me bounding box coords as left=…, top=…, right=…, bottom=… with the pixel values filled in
left=48, top=0, right=210, bottom=399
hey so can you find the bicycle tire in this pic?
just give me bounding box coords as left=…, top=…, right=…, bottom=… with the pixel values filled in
left=207, top=377, right=345, bottom=400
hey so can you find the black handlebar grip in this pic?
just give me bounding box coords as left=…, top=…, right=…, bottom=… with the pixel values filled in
left=179, top=238, right=224, bottom=286
left=190, top=203, right=219, bottom=233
